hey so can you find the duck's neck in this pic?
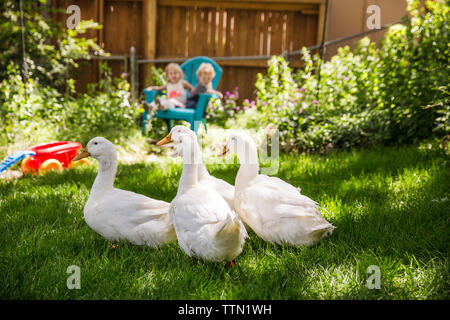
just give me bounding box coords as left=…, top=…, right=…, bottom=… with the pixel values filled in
left=178, top=140, right=202, bottom=195
left=91, top=156, right=117, bottom=197
left=236, top=142, right=259, bottom=187
left=178, top=162, right=198, bottom=195
left=197, top=163, right=210, bottom=181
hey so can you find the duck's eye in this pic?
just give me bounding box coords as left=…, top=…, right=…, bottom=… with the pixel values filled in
left=94, top=142, right=98, bottom=145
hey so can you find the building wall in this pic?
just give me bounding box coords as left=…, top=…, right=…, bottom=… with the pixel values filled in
left=324, top=0, right=408, bottom=59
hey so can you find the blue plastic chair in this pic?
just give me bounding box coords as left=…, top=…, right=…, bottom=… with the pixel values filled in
left=142, top=56, right=223, bottom=134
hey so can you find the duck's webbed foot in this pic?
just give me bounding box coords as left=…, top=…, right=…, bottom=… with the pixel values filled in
left=225, top=260, right=236, bottom=268
left=108, top=244, right=119, bottom=250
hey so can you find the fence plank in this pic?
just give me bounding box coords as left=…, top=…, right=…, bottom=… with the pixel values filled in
left=217, top=9, right=225, bottom=57
left=305, top=14, right=318, bottom=46
left=172, top=7, right=182, bottom=57
left=271, top=12, right=282, bottom=54
left=142, top=0, right=157, bottom=85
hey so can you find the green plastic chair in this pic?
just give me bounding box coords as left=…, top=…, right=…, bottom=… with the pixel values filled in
left=142, top=56, right=222, bottom=134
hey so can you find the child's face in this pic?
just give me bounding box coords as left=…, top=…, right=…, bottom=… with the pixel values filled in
left=198, top=72, right=212, bottom=86
left=167, top=69, right=181, bottom=83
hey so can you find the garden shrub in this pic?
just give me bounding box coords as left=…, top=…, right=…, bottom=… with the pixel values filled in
left=151, top=66, right=166, bottom=87
left=0, top=64, right=65, bottom=145
left=206, top=87, right=243, bottom=128
left=0, top=63, right=140, bottom=145
left=0, top=0, right=104, bottom=91
left=62, top=64, right=140, bottom=142
left=236, top=0, right=449, bottom=152
left=0, top=0, right=140, bottom=146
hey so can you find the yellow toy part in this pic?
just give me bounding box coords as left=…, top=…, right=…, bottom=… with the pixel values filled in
left=39, top=159, right=63, bottom=174
left=68, top=158, right=90, bottom=168
left=21, top=156, right=36, bottom=174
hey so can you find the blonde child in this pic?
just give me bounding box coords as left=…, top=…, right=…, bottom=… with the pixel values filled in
left=145, top=63, right=194, bottom=111
left=185, top=63, right=223, bottom=109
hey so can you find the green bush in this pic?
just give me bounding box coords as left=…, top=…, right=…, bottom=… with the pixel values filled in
left=0, top=63, right=140, bottom=145
left=62, top=64, right=140, bottom=142
left=0, top=64, right=65, bottom=144
left=236, top=0, right=449, bottom=152
left=151, top=66, right=166, bottom=87
left=0, top=0, right=103, bottom=90
left=0, top=2, right=141, bottom=147
left=206, top=87, right=243, bottom=127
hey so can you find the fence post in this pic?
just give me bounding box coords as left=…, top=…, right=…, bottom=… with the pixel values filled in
left=130, top=46, right=137, bottom=101
left=143, top=0, right=157, bottom=87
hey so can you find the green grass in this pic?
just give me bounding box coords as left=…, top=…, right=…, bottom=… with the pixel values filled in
left=0, top=143, right=448, bottom=299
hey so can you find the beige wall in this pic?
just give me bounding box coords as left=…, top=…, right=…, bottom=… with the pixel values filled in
left=324, top=0, right=408, bottom=59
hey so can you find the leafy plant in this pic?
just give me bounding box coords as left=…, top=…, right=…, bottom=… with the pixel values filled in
left=0, top=61, right=139, bottom=145
left=0, top=64, right=65, bottom=144
left=236, top=0, right=449, bottom=152
left=62, top=63, right=140, bottom=142
left=151, top=66, right=166, bottom=87
left=0, top=2, right=140, bottom=146
left=0, top=0, right=104, bottom=90
left=206, top=87, right=242, bottom=127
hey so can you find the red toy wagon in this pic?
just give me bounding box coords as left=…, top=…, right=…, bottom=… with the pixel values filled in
left=20, top=141, right=89, bottom=174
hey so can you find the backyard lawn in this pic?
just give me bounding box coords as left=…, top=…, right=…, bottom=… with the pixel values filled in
left=1, top=142, right=448, bottom=299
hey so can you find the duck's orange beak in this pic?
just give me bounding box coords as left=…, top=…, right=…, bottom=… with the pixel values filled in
left=73, top=148, right=90, bottom=161
left=157, top=133, right=173, bottom=146
left=218, top=145, right=229, bottom=157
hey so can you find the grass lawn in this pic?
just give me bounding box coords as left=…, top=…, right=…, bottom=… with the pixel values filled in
left=0, top=142, right=448, bottom=299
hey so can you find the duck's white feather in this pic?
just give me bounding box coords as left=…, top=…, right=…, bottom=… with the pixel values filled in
left=85, top=188, right=174, bottom=246
left=230, top=133, right=335, bottom=247
left=198, top=166, right=235, bottom=210
left=170, top=185, right=245, bottom=261
left=82, top=137, right=176, bottom=247
left=171, top=126, right=235, bottom=209
left=167, top=127, right=247, bottom=262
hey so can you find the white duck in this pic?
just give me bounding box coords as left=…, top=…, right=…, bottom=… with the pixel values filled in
left=157, top=129, right=247, bottom=262
left=168, top=126, right=235, bottom=209
left=73, top=137, right=176, bottom=247
left=222, top=132, right=335, bottom=247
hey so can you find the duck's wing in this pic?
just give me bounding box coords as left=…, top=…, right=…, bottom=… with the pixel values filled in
left=265, top=175, right=308, bottom=198
left=85, top=188, right=172, bottom=245
left=170, top=186, right=234, bottom=258
left=171, top=186, right=230, bottom=230
left=237, top=174, right=321, bottom=224
left=99, top=188, right=170, bottom=225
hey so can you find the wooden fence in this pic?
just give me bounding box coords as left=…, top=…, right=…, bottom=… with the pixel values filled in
left=52, top=0, right=325, bottom=100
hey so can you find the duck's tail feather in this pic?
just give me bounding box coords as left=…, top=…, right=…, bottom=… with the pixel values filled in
left=216, top=213, right=248, bottom=260
left=310, top=224, right=336, bottom=243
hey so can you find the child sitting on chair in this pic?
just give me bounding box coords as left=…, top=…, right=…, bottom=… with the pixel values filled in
left=145, top=63, right=194, bottom=111
left=186, top=63, right=223, bottom=109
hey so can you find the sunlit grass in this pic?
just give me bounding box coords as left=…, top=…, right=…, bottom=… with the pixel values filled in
left=0, top=143, right=448, bottom=299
